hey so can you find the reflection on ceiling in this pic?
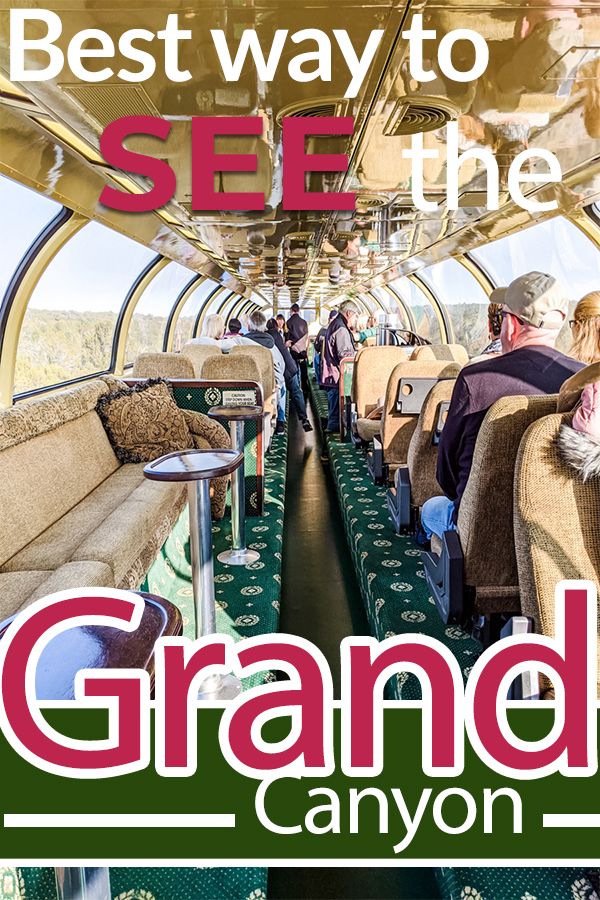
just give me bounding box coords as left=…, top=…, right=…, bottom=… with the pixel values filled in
left=1, top=0, right=599, bottom=309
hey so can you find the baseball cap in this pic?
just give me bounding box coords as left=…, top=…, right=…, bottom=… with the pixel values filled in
left=504, top=272, right=568, bottom=329
left=489, top=287, right=507, bottom=306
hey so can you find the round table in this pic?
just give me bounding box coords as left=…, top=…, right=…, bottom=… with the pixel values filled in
left=144, top=448, right=243, bottom=700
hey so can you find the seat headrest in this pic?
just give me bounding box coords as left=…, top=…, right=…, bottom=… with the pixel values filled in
left=182, top=343, right=223, bottom=377
left=410, top=344, right=469, bottom=365
left=230, top=344, right=272, bottom=360
left=201, top=354, right=262, bottom=384
left=131, top=352, right=194, bottom=379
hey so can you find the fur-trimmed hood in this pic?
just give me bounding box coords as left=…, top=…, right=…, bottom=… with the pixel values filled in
left=557, top=423, right=600, bottom=481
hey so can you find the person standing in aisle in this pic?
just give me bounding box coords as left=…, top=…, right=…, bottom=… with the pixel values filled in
left=267, top=318, right=313, bottom=432
left=286, top=303, right=310, bottom=399
left=320, top=300, right=360, bottom=434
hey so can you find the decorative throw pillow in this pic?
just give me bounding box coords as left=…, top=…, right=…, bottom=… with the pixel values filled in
left=96, top=378, right=192, bottom=463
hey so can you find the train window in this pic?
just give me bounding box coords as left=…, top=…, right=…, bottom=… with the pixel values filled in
left=369, top=287, right=411, bottom=328
left=471, top=217, right=598, bottom=298
left=389, top=277, right=443, bottom=343
left=125, top=261, right=196, bottom=364
left=419, top=258, right=489, bottom=355
left=172, top=278, right=219, bottom=350
left=14, top=222, right=154, bottom=395
left=0, top=174, right=61, bottom=304
left=198, top=286, right=235, bottom=327
left=471, top=216, right=600, bottom=351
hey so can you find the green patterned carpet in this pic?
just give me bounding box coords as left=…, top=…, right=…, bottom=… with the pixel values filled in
left=436, top=866, right=599, bottom=899
left=309, top=375, right=480, bottom=699
left=140, top=428, right=287, bottom=682
left=0, top=866, right=267, bottom=900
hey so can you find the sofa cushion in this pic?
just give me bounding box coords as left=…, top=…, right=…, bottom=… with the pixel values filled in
left=0, top=562, right=117, bottom=623
left=0, top=410, right=120, bottom=568
left=0, top=380, right=109, bottom=452
left=0, top=571, right=51, bottom=621
left=29, top=561, right=115, bottom=607
left=96, top=379, right=192, bottom=464
left=70, top=478, right=186, bottom=587
left=2, top=464, right=148, bottom=573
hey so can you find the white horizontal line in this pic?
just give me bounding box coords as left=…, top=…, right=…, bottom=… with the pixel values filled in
left=4, top=814, right=235, bottom=829
left=2, top=859, right=600, bottom=868
left=543, top=814, right=600, bottom=828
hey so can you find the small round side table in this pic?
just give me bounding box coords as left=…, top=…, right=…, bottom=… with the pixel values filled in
left=207, top=404, right=263, bottom=566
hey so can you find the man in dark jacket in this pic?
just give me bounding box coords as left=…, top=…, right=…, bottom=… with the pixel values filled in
left=421, top=272, right=584, bottom=540
left=267, top=318, right=312, bottom=432
left=320, top=300, right=360, bottom=433
left=313, top=309, right=338, bottom=385
left=286, top=303, right=310, bottom=398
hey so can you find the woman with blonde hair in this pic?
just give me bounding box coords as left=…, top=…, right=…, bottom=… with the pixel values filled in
left=570, top=291, right=600, bottom=364
left=200, top=314, right=226, bottom=341
left=191, top=313, right=251, bottom=350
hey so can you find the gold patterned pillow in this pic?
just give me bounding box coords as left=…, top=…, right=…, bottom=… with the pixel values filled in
left=96, top=379, right=192, bottom=463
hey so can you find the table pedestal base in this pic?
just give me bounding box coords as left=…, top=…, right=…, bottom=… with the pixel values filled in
left=197, top=672, right=243, bottom=701
left=217, top=547, right=260, bottom=566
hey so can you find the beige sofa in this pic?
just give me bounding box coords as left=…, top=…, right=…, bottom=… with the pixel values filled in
left=0, top=376, right=230, bottom=621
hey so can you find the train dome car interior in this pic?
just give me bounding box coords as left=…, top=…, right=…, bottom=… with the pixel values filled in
left=0, top=0, right=600, bottom=896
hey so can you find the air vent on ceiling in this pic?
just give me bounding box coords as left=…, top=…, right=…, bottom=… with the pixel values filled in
left=276, top=97, right=351, bottom=126
left=385, top=96, right=458, bottom=136
left=355, top=193, right=389, bottom=210
left=288, top=232, right=315, bottom=241
left=61, top=83, right=160, bottom=129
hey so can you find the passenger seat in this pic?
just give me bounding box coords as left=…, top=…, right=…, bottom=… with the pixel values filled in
left=366, top=359, right=461, bottom=484
left=351, top=346, right=413, bottom=444
left=181, top=342, right=222, bottom=376
left=422, top=394, right=558, bottom=641
left=132, top=352, right=195, bottom=379
left=388, top=377, right=457, bottom=532
left=514, top=411, right=600, bottom=697
left=409, top=344, right=470, bottom=365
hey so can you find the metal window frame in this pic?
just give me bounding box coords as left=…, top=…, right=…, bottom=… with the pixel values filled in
left=457, top=253, right=494, bottom=295
left=378, top=285, right=417, bottom=332
left=13, top=250, right=165, bottom=402
left=570, top=206, right=600, bottom=251
left=1, top=208, right=88, bottom=406
left=162, top=274, right=203, bottom=351
left=111, top=254, right=163, bottom=373
left=117, top=256, right=170, bottom=372
left=407, top=274, right=452, bottom=344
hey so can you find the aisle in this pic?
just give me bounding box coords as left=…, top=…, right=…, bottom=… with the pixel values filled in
left=269, top=402, right=440, bottom=900
left=278, top=404, right=368, bottom=696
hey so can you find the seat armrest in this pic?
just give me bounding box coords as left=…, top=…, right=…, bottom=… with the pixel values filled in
left=422, top=530, right=465, bottom=624
left=387, top=466, right=412, bottom=533
left=433, top=400, right=451, bottom=446
left=500, top=616, right=539, bottom=700
left=367, top=433, right=387, bottom=484
left=342, top=396, right=353, bottom=442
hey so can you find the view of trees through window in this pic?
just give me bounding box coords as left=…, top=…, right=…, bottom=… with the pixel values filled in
left=13, top=218, right=155, bottom=394
left=419, top=259, right=489, bottom=355
left=124, top=263, right=197, bottom=365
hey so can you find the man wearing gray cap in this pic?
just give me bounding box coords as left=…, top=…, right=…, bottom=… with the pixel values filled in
left=420, top=271, right=584, bottom=542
